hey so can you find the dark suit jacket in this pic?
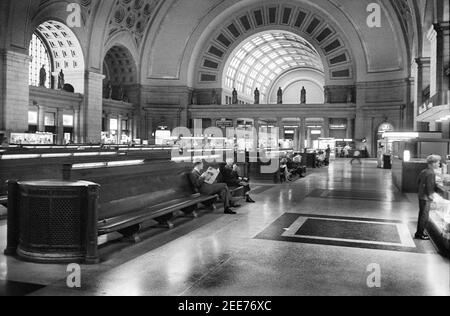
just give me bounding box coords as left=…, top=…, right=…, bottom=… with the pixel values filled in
left=221, top=165, right=240, bottom=187
left=189, top=169, right=205, bottom=191
left=418, top=168, right=437, bottom=201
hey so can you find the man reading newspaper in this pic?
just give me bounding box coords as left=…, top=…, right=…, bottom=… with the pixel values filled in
left=190, top=161, right=238, bottom=215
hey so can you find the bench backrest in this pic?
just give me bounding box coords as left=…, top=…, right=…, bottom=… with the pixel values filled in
left=64, top=160, right=195, bottom=220
left=0, top=149, right=171, bottom=196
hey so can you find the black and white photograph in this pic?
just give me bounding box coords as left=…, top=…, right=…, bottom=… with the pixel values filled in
left=0, top=0, right=449, bottom=300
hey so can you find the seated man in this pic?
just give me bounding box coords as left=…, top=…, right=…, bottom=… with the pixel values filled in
left=279, top=158, right=290, bottom=183
left=222, top=159, right=256, bottom=203
left=287, top=156, right=306, bottom=179
left=190, top=161, right=237, bottom=215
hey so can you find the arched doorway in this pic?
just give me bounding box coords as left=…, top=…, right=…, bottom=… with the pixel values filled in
left=375, top=122, right=395, bottom=158
left=102, top=45, right=138, bottom=144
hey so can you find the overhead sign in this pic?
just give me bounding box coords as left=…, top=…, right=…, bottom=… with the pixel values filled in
left=216, top=119, right=234, bottom=128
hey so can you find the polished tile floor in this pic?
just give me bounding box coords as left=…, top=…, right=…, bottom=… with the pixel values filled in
left=1, top=159, right=449, bottom=296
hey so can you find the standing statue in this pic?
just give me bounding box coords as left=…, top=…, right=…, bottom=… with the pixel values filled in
left=191, top=91, right=198, bottom=105
left=211, top=89, right=218, bottom=105
left=57, top=69, right=65, bottom=90
left=118, top=84, right=125, bottom=101
left=39, top=65, right=47, bottom=87
left=254, top=88, right=260, bottom=105
left=324, top=88, right=330, bottom=103
left=232, top=88, right=238, bottom=104
left=277, top=87, right=283, bottom=104
left=301, top=86, right=307, bottom=104
left=106, top=81, right=113, bottom=99
left=347, top=87, right=353, bottom=103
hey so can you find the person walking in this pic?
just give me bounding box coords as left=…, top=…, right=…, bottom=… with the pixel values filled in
left=415, top=155, right=441, bottom=240
left=350, top=149, right=362, bottom=165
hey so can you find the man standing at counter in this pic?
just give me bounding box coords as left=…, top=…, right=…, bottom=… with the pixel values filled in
left=415, top=155, right=441, bottom=240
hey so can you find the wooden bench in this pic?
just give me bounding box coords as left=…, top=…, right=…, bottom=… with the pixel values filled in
left=0, top=196, right=6, bottom=207
left=63, top=160, right=219, bottom=246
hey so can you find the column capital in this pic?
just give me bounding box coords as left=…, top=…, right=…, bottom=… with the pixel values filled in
left=85, top=71, right=106, bottom=81
left=0, top=49, right=32, bottom=63
left=414, top=57, right=431, bottom=67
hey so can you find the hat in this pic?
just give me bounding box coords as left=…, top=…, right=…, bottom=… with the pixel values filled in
left=426, top=155, right=441, bottom=164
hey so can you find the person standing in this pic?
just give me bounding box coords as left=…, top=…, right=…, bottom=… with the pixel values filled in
left=190, top=161, right=237, bottom=215
left=415, top=155, right=441, bottom=240
left=350, top=149, right=362, bottom=165
left=325, top=145, right=331, bottom=165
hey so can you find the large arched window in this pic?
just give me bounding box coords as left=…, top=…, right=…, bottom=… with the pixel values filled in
left=29, top=33, right=52, bottom=88
left=223, top=31, right=324, bottom=103
left=28, top=21, right=85, bottom=93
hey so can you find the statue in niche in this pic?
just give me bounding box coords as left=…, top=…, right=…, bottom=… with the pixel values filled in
left=324, top=88, right=330, bottom=103
left=277, top=87, right=283, bottom=104
left=106, top=81, right=113, bottom=99
left=347, top=88, right=353, bottom=103
left=232, top=88, right=238, bottom=104
left=118, top=84, right=125, bottom=101
left=39, top=65, right=47, bottom=87
left=254, top=88, right=260, bottom=105
left=57, top=69, right=65, bottom=90
left=211, top=89, right=218, bottom=105
left=301, top=86, right=307, bottom=104
left=191, top=92, right=198, bottom=105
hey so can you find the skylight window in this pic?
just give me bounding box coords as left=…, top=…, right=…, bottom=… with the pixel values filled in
left=223, top=31, right=323, bottom=102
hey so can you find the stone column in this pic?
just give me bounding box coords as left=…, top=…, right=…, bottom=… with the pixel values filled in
left=323, top=117, right=330, bottom=138
left=427, top=22, right=450, bottom=105
left=117, top=115, right=123, bottom=144
left=133, top=114, right=139, bottom=141
left=277, top=118, right=284, bottom=141
left=0, top=51, right=31, bottom=134
left=293, top=125, right=299, bottom=152
left=38, top=105, right=46, bottom=132
left=56, top=109, right=64, bottom=145
left=347, top=117, right=354, bottom=140
left=253, top=118, right=260, bottom=152
left=128, top=117, right=134, bottom=141
left=82, top=71, right=105, bottom=143
left=442, top=121, right=450, bottom=139
left=306, top=128, right=312, bottom=149
left=413, top=57, right=431, bottom=130
left=299, top=118, right=306, bottom=151
left=74, top=108, right=80, bottom=143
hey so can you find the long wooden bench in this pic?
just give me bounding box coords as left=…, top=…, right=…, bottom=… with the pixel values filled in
left=0, top=196, right=6, bottom=207
left=0, top=146, right=171, bottom=198
left=63, top=159, right=219, bottom=246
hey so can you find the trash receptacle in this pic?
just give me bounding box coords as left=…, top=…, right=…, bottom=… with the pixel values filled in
left=5, top=180, right=100, bottom=264
left=383, top=155, right=392, bottom=169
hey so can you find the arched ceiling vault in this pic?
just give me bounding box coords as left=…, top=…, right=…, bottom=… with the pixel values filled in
left=139, top=0, right=411, bottom=87
left=224, top=31, right=324, bottom=101
left=2, top=0, right=417, bottom=87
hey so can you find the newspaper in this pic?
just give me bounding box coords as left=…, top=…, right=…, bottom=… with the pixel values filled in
left=202, top=167, right=220, bottom=185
